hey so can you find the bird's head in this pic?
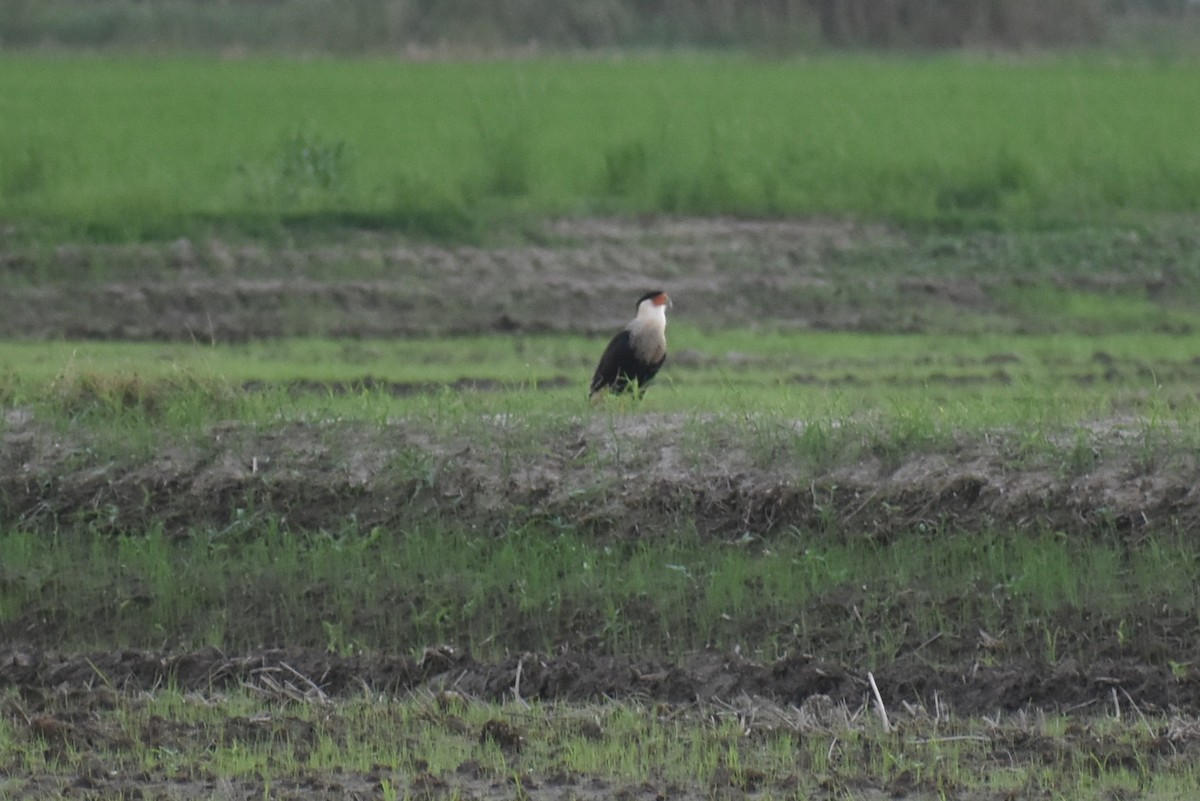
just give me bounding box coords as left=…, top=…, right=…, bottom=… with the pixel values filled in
left=635, top=290, right=670, bottom=327
left=637, top=291, right=671, bottom=312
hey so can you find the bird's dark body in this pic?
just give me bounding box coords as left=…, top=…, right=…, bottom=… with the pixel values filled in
left=590, top=329, right=665, bottom=396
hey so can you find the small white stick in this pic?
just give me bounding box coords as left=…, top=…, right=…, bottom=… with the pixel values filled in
left=867, top=672, right=891, bottom=733
left=1118, top=686, right=1153, bottom=736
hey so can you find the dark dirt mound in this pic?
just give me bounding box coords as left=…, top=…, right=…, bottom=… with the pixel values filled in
left=3, top=411, right=1198, bottom=541
left=5, top=646, right=1198, bottom=716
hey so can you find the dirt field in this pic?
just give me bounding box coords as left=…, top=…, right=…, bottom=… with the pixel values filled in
left=3, top=218, right=1200, bottom=798
left=4, top=217, right=1193, bottom=340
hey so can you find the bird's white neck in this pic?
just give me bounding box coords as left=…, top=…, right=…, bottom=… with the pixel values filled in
left=635, top=300, right=667, bottom=330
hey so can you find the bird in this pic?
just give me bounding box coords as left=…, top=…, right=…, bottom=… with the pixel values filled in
left=590, top=290, right=671, bottom=398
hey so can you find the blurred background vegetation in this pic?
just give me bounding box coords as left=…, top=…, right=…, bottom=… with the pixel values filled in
left=0, top=0, right=1197, bottom=55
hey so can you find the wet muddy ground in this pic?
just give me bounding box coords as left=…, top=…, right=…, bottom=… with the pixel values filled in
left=3, top=217, right=1200, bottom=798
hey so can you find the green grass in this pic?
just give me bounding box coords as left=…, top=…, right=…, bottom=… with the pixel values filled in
left=4, top=326, right=1200, bottom=428
left=2, top=684, right=1198, bottom=800
left=2, top=55, right=1200, bottom=241
left=2, top=503, right=1198, bottom=663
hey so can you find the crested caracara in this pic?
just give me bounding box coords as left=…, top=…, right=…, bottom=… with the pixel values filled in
left=590, top=290, right=671, bottom=398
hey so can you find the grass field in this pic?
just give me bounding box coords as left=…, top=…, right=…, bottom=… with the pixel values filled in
left=4, top=52, right=1200, bottom=800
left=2, top=55, right=1200, bottom=241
